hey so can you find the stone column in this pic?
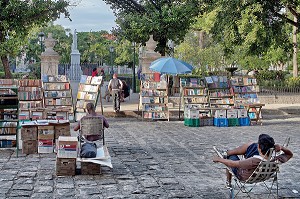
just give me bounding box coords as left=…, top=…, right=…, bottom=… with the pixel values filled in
left=70, top=29, right=81, bottom=81
left=40, top=33, right=60, bottom=78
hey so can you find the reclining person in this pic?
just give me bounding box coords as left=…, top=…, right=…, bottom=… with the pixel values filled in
left=213, top=134, right=293, bottom=188
left=74, top=102, right=109, bottom=141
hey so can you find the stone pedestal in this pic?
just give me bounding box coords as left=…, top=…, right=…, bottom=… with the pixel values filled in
left=140, top=35, right=161, bottom=74
left=40, top=33, right=60, bottom=77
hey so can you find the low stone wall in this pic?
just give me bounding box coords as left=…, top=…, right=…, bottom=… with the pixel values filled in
left=259, top=95, right=300, bottom=104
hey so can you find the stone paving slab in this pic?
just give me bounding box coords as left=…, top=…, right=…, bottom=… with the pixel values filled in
left=0, top=117, right=300, bottom=198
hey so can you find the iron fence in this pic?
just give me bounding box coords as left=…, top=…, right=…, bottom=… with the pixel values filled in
left=259, top=86, right=300, bottom=95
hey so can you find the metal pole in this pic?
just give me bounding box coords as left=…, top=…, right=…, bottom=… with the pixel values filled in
left=110, top=51, right=113, bottom=79
left=132, top=43, right=136, bottom=93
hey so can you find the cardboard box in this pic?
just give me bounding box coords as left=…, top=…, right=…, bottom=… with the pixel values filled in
left=81, top=162, right=101, bottom=175
left=184, top=109, right=199, bottom=119
left=56, top=158, right=76, bottom=176
left=54, top=124, right=70, bottom=139
left=214, top=110, right=227, bottom=118
left=38, top=139, right=54, bottom=153
left=22, top=140, right=37, bottom=154
left=38, top=126, right=54, bottom=139
left=57, top=136, right=78, bottom=158
left=226, top=109, right=238, bottom=118
left=21, top=126, right=38, bottom=141
left=238, top=109, right=248, bottom=118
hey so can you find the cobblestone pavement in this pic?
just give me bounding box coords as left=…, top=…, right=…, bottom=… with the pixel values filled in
left=0, top=117, right=300, bottom=199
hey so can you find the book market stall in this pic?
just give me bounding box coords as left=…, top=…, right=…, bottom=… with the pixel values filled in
left=42, top=75, right=74, bottom=121
left=140, top=73, right=169, bottom=121
left=0, top=79, right=19, bottom=156
left=181, top=75, right=264, bottom=127
left=75, top=75, right=103, bottom=121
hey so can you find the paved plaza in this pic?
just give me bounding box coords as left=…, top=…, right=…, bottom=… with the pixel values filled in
left=0, top=115, right=300, bottom=199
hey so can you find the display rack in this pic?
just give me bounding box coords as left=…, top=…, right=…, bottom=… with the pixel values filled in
left=230, top=76, right=259, bottom=106
left=75, top=75, right=103, bottom=121
left=42, top=75, right=74, bottom=120
left=0, top=79, right=19, bottom=156
left=18, top=79, right=44, bottom=121
left=181, top=77, right=210, bottom=118
left=140, top=73, right=169, bottom=121
left=205, top=76, right=234, bottom=109
left=231, top=76, right=264, bottom=124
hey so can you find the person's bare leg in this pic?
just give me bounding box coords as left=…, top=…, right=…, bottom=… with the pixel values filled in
left=226, top=169, right=232, bottom=185
left=227, top=142, right=253, bottom=156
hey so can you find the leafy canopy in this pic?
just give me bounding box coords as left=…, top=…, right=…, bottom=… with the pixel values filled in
left=106, top=0, right=201, bottom=55
left=0, top=0, right=71, bottom=78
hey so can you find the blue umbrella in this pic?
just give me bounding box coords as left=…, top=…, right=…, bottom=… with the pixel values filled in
left=149, top=57, right=193, bottom=74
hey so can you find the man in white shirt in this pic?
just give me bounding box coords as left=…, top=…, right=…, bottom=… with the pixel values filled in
left=108, top=74, right=123, bottom=112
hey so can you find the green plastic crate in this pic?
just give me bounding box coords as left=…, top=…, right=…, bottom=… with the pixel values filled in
left=184, top=118, right=200, bottom=127
left=228, top=118, right=239, bottom=126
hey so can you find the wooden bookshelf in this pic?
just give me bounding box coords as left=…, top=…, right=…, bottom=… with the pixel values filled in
left=75, top=75, right=103, bottom=121
left=140, top=74, right=169, bottom=121
left=205, top=76, right=234, bottom=109
left=230, top=76, right=259, bottom=105
left=18, top=79, right=44, bottom=121
left=0, top=79, right=19, bottom=156
left=181, top=77, right=211, bottom=118
left=42, top=75, right=74, bottom=121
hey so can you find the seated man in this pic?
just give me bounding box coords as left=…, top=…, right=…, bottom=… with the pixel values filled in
left=74, top=102, right=109, bottom=141
left=213, top=134, right=293, bottom=188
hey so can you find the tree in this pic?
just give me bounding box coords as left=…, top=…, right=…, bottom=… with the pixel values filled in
left=105, top=0, right=200, bottom=55
left=196, top=1, right=298, bottom=74
left=0, top=0, right=71, bottom=78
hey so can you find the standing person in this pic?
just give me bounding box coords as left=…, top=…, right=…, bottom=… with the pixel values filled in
left=108, top=73, right=123, bottom=112
left=92, top=68, right=98, bottom=77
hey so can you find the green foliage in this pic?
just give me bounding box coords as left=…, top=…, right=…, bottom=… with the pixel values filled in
left=0, top=0, right=71, bottom=78
left=285, top=77, right=300, bottom=87
left=106, top=0, right=200, bottom=55
left=77, top=31, right=111, bottom=64
left=198, top=0, right=293, bottom=58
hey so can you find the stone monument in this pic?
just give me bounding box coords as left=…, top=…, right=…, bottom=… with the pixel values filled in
left=140, top=35, right=161, bottom=74
left=40, top=33, right=60, bottom=77
left=69, top=29, right=82, bottom=81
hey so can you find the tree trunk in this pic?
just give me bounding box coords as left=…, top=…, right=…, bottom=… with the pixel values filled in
left=1, top=55, right=12, bottom=79
left=293, top=16, right=298, bottom=77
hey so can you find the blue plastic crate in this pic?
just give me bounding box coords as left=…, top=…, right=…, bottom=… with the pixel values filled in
left=214, top=118, right=228, bottom=127
left=239, top=117, right=250, bottom=126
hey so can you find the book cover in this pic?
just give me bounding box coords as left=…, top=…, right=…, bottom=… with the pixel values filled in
left=91, top=76, right=103, bottom=85
left=205, top=77, right=213, bottom=84
left=42, top=75, right=49, bottom=82
left=80, top=75, right=88, bottom=83
left=86, top=76, right=92, bottom=84
left=212, top=76, right=219, bottom=83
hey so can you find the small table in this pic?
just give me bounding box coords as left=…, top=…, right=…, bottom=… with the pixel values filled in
left=243, top=103, right=265, bottom=125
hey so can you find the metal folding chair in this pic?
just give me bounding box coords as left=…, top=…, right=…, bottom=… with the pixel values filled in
left=232, top=148, right=279, bottom=199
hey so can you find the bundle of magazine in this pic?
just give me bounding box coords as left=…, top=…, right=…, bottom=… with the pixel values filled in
left=80, top=75, right=103, bottom=85
left=42, top=75, right=68, bottom=82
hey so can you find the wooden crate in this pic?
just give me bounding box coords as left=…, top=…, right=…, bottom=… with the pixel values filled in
left=81, top=162, right=101, bottom=175
left=22, top=140, right=37, bottom=154
left=54, top=124, right=70, bottom=139
left=21, top=126, right=38, bottom=141
left=56, top=158, right=76, bottom=176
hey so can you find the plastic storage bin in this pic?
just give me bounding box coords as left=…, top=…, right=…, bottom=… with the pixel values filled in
left=184, top=118, right=200, bottom=127
left=239, top=117, right=250, bottom=126
left=214, top=118, right=228, bottom=127
left=228, top=118, right=239, bottom=127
